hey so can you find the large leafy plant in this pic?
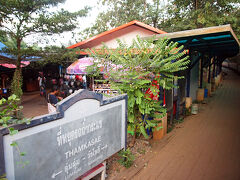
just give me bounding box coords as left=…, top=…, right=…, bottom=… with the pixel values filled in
left=86, top=36, right=189, bottom=144
left=0, top=94, right=31, bottom=172
left=0, top=0, right=89, bottom=98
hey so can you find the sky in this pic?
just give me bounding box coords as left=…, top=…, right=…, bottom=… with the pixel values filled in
left=26, top=0, right=101, bottom=47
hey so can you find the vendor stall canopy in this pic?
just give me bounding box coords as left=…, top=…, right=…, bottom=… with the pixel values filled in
left=67, top=57, right=94, bottom=74
left=0, top=42, right=15, bottom=63
left=147, top=24, right=239, bottom=58
left=0, top=41, right=42, bottom=68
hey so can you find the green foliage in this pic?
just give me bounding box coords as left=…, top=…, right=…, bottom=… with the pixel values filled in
left=0, top=174, right=7, bottom=180
left=185, top=107, right=192, bottom=116
left=0, top=94, right=31, bottom=170
left=81, top=0, right=239, bottom=40
left=118, top=148, right=135, bottom=168
left=10, top=69, right=23, bottom=98
left=28, top=45, right=78, bottom=68
left=86, top=36, right=189, bottom=139
left=79, top=0, right=166, bottom=39
left=0, top=0, right=90, bottom=97
left=162, top=0, right=240, bottom=39
left=0, top=34, right=28, bottom=50
left=0, top=94, right=31, bottom=134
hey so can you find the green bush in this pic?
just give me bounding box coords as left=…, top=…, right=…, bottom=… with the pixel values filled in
left=87, top=36, right=189, bottom=143
left=0, top=94, right=31, bottom=171
left=117, top=148, right=135, bottom=168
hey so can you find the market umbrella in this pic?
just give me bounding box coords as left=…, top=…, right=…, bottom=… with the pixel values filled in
left=67, top=57, right=120, bottom=91
left=66, top=57, right=94, bottom=74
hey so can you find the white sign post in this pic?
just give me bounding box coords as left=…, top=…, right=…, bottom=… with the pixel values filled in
left=0, top=90, right=127, bottom=180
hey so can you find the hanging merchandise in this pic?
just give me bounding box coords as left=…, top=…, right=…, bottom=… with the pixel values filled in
left=66, top=57, right=94, bottom=74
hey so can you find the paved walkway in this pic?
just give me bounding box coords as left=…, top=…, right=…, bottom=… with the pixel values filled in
left=21, top=69, right=240, bottom=179
left=134, top=69, right=240, bottom=180
left=114, top=69, right=240, bottom=180
left=21, top=91, right=48, bottom=118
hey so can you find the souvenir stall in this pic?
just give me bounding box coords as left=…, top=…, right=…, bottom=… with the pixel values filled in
left=0, top=73, right=11, bottom=98
left=0, top=61, right=31, bottom=96
left=66, top=57, right=118, bottom=95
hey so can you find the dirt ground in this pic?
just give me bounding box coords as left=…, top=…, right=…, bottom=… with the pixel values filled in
left=107, top=68, right=240, bottom=180
left=21, top=68, right=240, bottom=180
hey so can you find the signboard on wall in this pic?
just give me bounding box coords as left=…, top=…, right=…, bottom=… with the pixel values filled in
left=0, top=90, right=127, bottom=180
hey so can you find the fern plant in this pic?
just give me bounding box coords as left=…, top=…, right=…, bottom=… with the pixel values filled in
left=86, top=36, right=189, bottom=144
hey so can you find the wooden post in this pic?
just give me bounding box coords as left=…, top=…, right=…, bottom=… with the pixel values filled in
left=176, top=79, right=180, bottom=120
left=215, top=58, right=218, bottom=76
left=199, top=54, right=204, bottom=88
left=213, top=56, right=216, bottom=78
left=208, top=56, right=211, bottom=83
left=92, top=77, right=95, bottom=91
left=186, top=51, right=192, bottom=97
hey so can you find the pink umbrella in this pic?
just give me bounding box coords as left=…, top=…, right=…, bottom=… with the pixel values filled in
left=66, top=57, right=121, bottom=75
left=0, top=61, right=30, bottom=68
left=66, top=57, right=94, bottom=74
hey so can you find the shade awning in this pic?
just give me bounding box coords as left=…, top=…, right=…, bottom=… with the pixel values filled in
left=0, top=61, right=30, bottom=68
left=67, top=57, right=94, bottom=74
left=146, top=24, right=239, bottom=58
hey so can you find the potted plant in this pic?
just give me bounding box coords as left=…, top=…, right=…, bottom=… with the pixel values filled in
left=191, top=100, right=199, bottom=115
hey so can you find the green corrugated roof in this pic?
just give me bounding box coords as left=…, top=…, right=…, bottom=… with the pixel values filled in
left=146, top=25, right=239, bottom=57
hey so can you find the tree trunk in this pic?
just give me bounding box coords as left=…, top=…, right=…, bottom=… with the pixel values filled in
left=16, top=38, right=21, bottom=70
left=129, top=108, right=139, bottom=147
left=11, top=38, right=23, bottom=98
left=194, top=0, right=199, bottom=28
left=194, top=0, right=198, bottom=11
left=153, top=0, right=160, bottom=28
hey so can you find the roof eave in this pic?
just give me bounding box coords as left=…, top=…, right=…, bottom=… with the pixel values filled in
left=67, top=20, right=166, bottom=49
left=145, top=24, right=239, bottom=46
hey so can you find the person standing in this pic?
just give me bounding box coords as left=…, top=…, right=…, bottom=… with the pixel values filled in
left=38, top=72, right=46, bottom=97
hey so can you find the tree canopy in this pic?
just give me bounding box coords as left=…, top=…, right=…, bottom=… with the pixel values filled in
left=79, top=0, right=240, bottom=40
left=162, top=0, right=240, bottom=38
left=86, top=36, right=189, bottom=142
left=0, top=0, right=90, bottom=97
left=79, top=0, right=167, bottom=40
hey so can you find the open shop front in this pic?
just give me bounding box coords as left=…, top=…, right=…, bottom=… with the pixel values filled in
left=66, top=57, right=119, bottom=96
left=146, top=24, right=240, bottom=121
